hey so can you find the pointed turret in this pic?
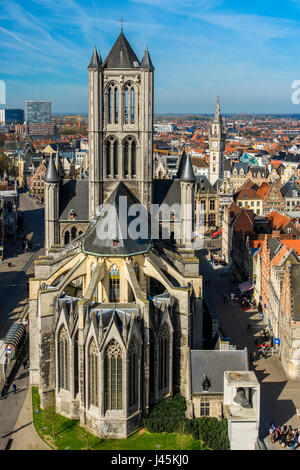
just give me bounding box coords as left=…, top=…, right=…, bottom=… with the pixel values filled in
left=44, top=154, right=60, bottom=183
left=176, top=150, right=187, bottom=179
left=180, top=154, right=195, bottom=182
left=102, top=31, right=140, bottom=69
left=55, top=152, right=65, bottom=179
left=88, top=45, right=102, bottom=70
left=178, top=152, right=195, bottom=182
left=140, top=46, right=154, bottom=70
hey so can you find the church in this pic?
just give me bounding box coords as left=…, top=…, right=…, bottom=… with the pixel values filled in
left=28, top=31, right=234, bottom=438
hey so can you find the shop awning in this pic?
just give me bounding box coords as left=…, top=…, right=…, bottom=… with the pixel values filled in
left=239, top=281, right=253, bottom=294
left=4, top=322, right=26, bottom=350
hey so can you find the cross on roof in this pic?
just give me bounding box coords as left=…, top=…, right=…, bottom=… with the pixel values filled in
left=120, top=15, right=125, bottom=32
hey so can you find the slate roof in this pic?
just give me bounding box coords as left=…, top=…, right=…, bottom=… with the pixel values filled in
left=153, top=179, right=181, bottom=206
left=59, top=179, right=89, bottom=221
left=249, top=166, right=268, bottom=177
left=267, top=238, right=282, bottom=259
left=196, top=175, right=216, bottom=194
left=140, top=47, right=154, bottom=70
left=180, top=154, right=196, bottom=182
left=102, top=32, right=140, bottom=69
left=44, top=154, right=60, bottom=183
left=88, top=46, right=102, bottom=69
left=176, top=150, right=187, bottom=178
left=280, top=179, right=300, bottom=198
left=232, top=162, right=249, bottom=174
left=82, top=181, right=152, bottom=257
left=190, top=350, right=248, bottom=394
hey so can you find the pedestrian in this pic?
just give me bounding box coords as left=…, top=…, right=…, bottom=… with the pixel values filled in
left=296, top=407, right=300, bottom=418
left=12, top=383, right=16, bottom=394
left=295, top=430, right=299, bottom=448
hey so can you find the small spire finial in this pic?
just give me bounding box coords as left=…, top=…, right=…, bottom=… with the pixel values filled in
left=120, top=15, right=124, bottom=32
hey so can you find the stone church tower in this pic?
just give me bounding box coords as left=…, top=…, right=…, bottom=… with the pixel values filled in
left=88, top=32, right=154, bottom=218
left=31, top=31, right=205, bottom=439
left=209, top=97, right=225, bottom=186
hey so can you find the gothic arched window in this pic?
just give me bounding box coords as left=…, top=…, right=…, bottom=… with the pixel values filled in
left=104, top=340, right=123, bottom=410
left=159, top=324, right=169, bottom=391
left=58, top=326, right=69, bottom=391
left=88, top=339, right=99, bottom=407
left=124, top=139, right=129, bottom=176
left=71, top=226, right=77, bottom=240
left=130, top=87, right=135, bottom=123
left=114, top=140, right=118, bottom=177
left=131, top=140, right=136, bottom=176
left=129, top=338, right=138, bottom=407
left=64, top=231, right=70, bottom=245
left=124, top=83, right=135, bottom=124
left=74, top=330, right=79, bottom=396
left=106, top=139, right=111, bottom=177
left=108, top=87, right=112, bottom=124
left=114, top=87, right=118, bottom=124
left=107, top=83, right=118, bottom=124
left=105, top=136, right=118, bottom=178
left=122, top=137, right=137, bottom=179
left=109, top=264, right=120, bottom=302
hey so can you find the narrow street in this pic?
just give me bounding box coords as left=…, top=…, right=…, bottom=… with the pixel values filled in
left=198, top=246, right=300, bottom=449
left=0, top=193, right=45, bottom=450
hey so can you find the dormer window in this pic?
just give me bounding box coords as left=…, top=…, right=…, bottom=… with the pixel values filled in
left=202, top=374, right=211, bottom=392
left=69, top=209, right=76, bottom=220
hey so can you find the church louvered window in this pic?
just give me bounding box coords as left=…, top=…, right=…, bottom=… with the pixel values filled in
left=105, top=136, right=118, bottom=178
left=159, top=324, right=169, bottom=391
left=109, top=264, right=120, bottom=302
left=123, top=137, right=137, bottom=178
left=129, top=339, right=138, bottom=407
left=107, top=83, right=118, bottom=124
left=124, top=83, right=135, bottom=124
left=88, top=339, right=99, bottom=407
left=58, top=326, right=69, bottom=391
left=104, top=340, right=123, bottom=410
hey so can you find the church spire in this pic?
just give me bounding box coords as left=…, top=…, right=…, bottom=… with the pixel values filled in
left=214, top=95, right=222, bottom=123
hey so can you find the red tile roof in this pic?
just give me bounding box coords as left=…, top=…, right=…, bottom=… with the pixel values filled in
left=267, top=211, right=290, bottom=230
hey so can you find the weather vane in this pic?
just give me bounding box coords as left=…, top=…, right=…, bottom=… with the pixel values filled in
left=120, top=15, right=124, bottom=32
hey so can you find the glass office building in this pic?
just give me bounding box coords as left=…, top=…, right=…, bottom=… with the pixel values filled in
left=25, top=100, right=51, bottom=123
left=4, top=109, right=24, bottom=124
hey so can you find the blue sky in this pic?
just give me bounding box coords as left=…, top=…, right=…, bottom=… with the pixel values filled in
left=1, top=0, right=300, bottom=113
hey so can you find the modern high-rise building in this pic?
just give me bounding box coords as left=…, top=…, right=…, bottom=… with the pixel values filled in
left=25, top=100, right=51, bottom=124
left=1, top=109, right=24, bottom=124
